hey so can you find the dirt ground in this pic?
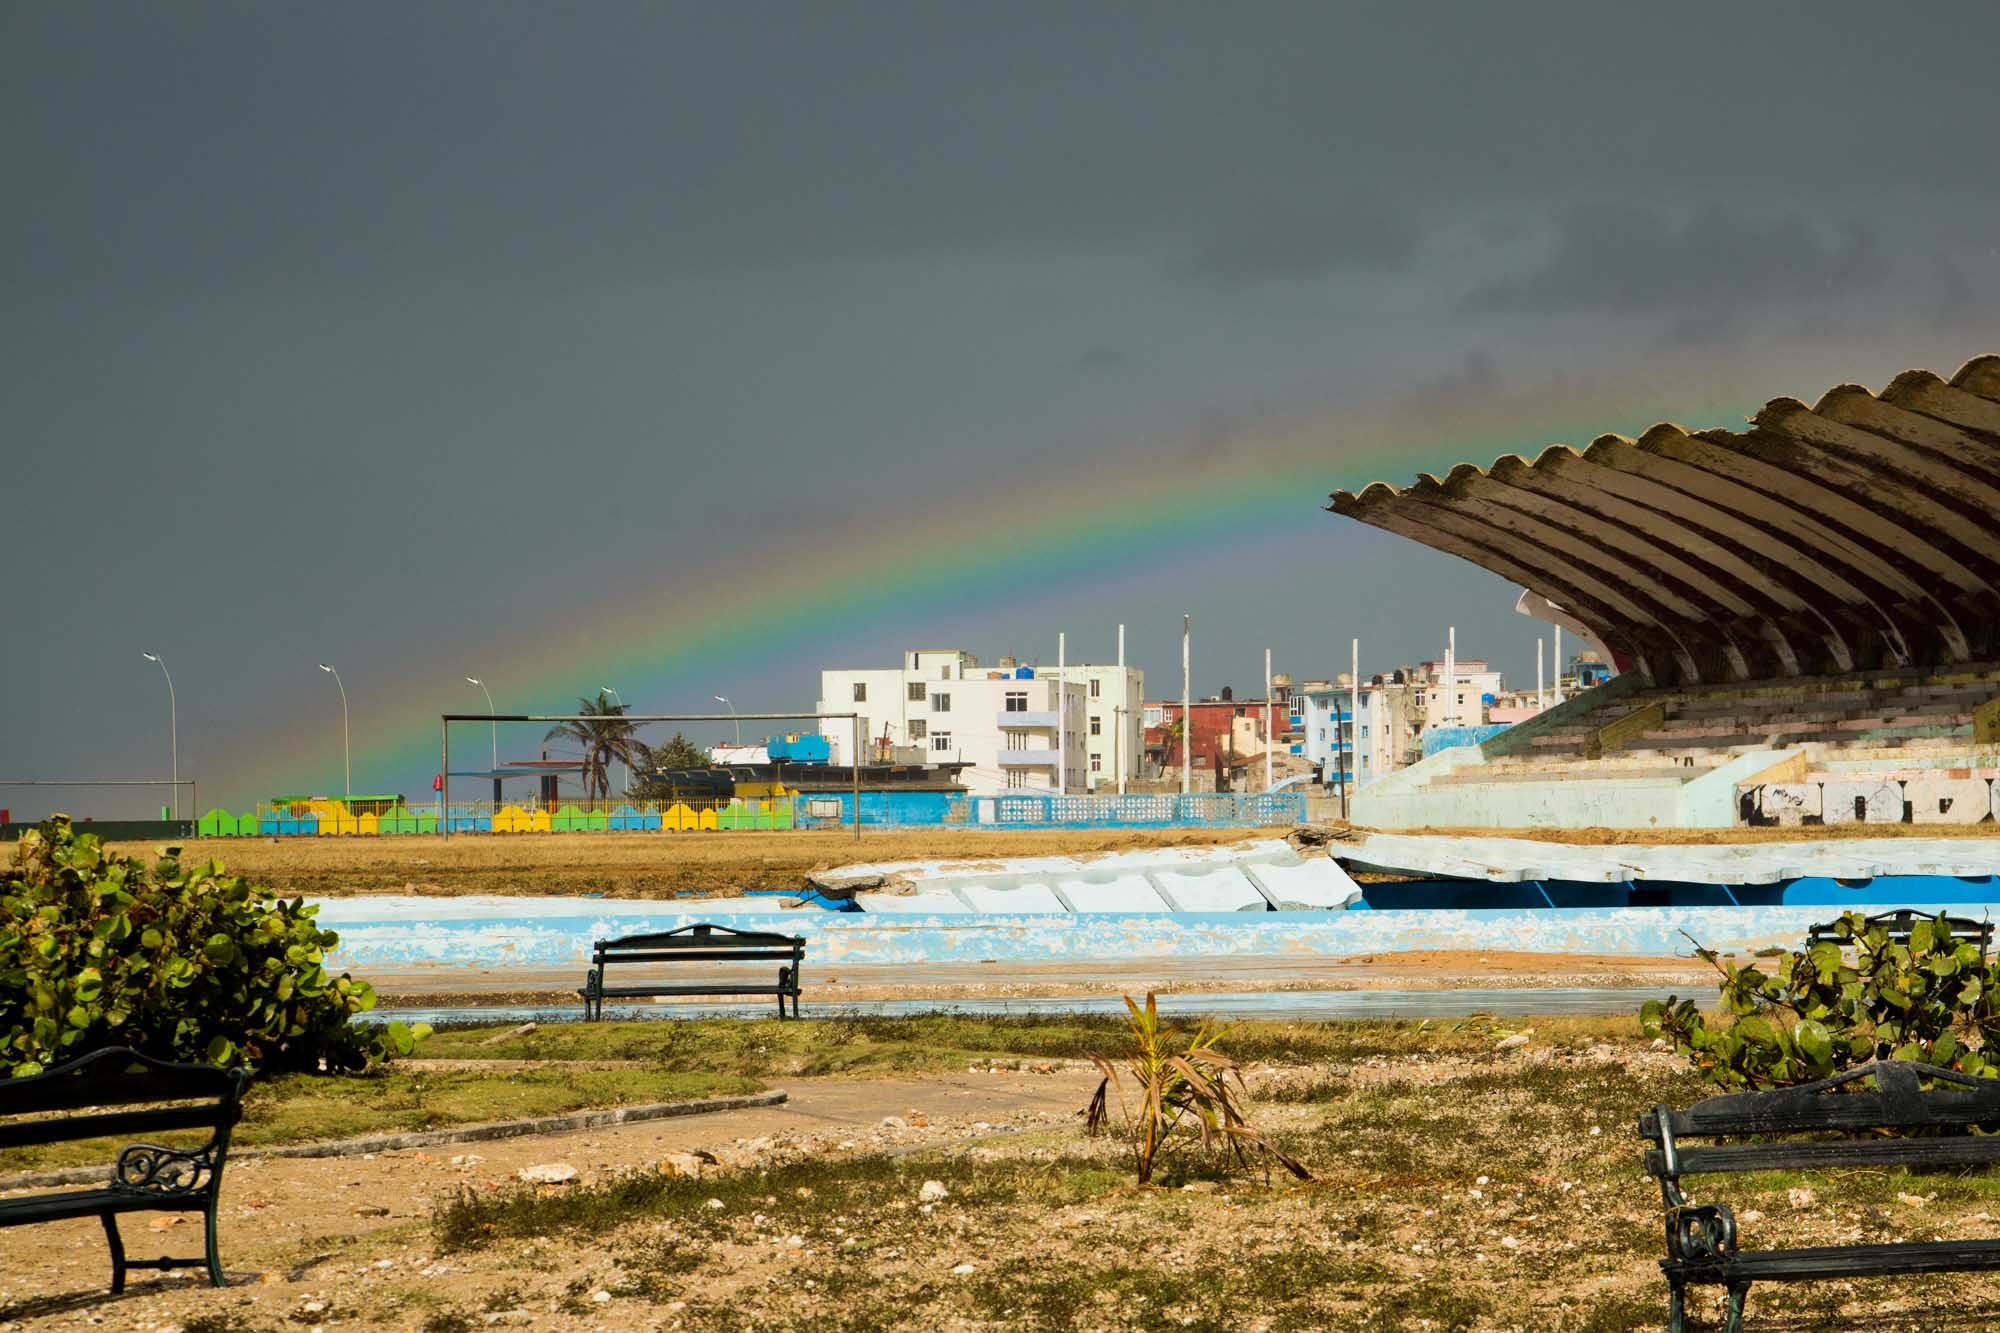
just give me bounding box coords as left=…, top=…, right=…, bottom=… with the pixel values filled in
left=11, top=1022, right=2000, bottom=1331
left=110, top=827, right=1279, bottom=898
left=374, top=950, right=1715, bottom=1009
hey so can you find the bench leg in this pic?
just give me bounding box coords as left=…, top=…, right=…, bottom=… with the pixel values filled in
left=99, top=1212, right=127, bottom=1295
left=204, top=1200, right=226, bottom=1288
left=1725, top=1282, right=1749, bottom=1333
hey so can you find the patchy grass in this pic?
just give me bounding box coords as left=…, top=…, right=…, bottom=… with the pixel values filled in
left=0, top=1064, right=760, bottom=1172
left=112, top=825, right=1278, bottom=898
left=419, top=1012, right=1641, bottom=1074
left=416, top=1018, right=2000, bottom=1329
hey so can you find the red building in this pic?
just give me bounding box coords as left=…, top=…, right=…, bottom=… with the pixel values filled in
left=1142, top=691, right=1275, bottom=789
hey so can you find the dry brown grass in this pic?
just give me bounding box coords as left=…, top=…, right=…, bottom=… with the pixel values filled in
left=111, top=825, right=1280, bottom=898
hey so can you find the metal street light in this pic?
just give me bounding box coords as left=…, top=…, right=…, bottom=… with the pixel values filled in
left=140, top=652, right=178, bottom=820
left=466, top=676, right=499, bottom=805
left=602, top=686, right=627, bottom=795
left=464, top=677, right=497, bottom=767
left=318, top=664, right=350, bottom=797
left=714, top=695, right=740, bottom=745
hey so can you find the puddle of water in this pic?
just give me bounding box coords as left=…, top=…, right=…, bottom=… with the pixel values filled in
left=375, top=985, right=1682, bottom=1028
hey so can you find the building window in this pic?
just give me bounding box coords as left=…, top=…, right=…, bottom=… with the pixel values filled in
left=932, top=692, right=951, bottom=713
left=1143, top=706, right=1163, bottom=726
left=931, top=732, right=952, bottom=753
left=909, top=719, right=927, bottom=740
left=852, top=682, right=867, bottom=702
left=1004, top=690, right=1027, bottom=712
left=1006, top=769, right=1028, bottom=789
left=1090, top=678, right=1101, bottom=698
left=907, top=682, right=926, bottom=702
left=1234, top=706, right=1245, bottom=718
left=1089, top=716, right=1101, bottom=736
left=1090, top=754, right=1102, bottom=772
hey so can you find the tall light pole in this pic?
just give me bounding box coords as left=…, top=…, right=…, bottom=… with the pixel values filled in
left=602, top=686, right=626, bottom=796
left=714, top=695, right=740, bottom=745
left=318, top=664, right=350, bottom=797
left=140, top=652, right=177, bottom=819
left=466, top=677, right=498, bottom=805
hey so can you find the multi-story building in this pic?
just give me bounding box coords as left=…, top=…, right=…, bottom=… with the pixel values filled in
left=1141, top=689, right=1284, bottom=791
left=1031, top=661, right=1145, bottom=792
left=1411, top=657, right=1505, bottom=731
left=815, top=650, right=1145, bottom=795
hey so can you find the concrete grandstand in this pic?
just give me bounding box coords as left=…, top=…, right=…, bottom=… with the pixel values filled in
left=1332, top=355, right=2000, bottom=831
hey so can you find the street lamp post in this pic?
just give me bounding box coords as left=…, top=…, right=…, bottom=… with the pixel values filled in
left=466, top=677, right=498, bottom=803
left=318, top=664, right=350, bottom=797
left=602, top=686, right=626, bottom=796
left=714, top=695, right=740, bottom=745
left=140, top=652, right=177, bottom=819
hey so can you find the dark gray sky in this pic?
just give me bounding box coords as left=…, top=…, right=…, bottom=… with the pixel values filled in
left=6, top=2, right=1998, bottom=812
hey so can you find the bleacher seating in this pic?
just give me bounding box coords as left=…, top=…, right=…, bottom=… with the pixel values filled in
left=1432, top=663, right=2000, bottom=794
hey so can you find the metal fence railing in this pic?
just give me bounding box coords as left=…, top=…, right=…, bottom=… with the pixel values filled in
left=200, top=788, right=1309, bottom=836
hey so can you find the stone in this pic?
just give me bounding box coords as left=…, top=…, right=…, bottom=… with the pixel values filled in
left=1497, top=1033, right=1531, bottom=1049
left=951, top=1263, right=976, bottom=1275
left=1788, top=1187, right=1817, bottom=1209
left=919, top=1180, right=950, bottom=1203
left=517, top=1163, right=577, bottom=1185
left=881, top=1116, right=910, bottom=1131
left=658, top=1152, right=711, bottom=1179
left=590, top=1289, right=611, bottom=1304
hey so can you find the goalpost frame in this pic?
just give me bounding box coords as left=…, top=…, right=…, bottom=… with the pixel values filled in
left=439, top=711, right=864, bottom=842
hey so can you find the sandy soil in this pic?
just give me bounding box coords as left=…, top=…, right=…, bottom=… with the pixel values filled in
left=373, top=950, right=1713, bottom=1008
left=113, top=827, right=1279, bottom=898
left=0, top=1068, right=1099, bottom=1328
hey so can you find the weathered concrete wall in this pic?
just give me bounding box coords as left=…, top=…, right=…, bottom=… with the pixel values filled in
left=1350, top=747, right=1794, bottom=831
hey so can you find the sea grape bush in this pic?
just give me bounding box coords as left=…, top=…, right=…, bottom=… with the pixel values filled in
left=1, top=815, right=425, bottom=1077
left=1641, top=910, right=2000, bottom=1090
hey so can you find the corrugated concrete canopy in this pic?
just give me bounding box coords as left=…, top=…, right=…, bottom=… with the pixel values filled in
left=1329, top=356, right=2000, bottom=686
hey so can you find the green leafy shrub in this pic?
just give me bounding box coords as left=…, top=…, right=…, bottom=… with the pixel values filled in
left=2, top=814, right=426, bottom=1077
left=1641, top=910, right=2000, bottom=1090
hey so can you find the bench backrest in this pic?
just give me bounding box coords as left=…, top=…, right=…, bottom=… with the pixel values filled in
left=0, top=1047, right=250, bottom=1151
left=591, top=922, right=803, bottom=965
left=1639, top=1061, right=2000, bottom=1180
left=1805, top=909, right=1993, bottom=952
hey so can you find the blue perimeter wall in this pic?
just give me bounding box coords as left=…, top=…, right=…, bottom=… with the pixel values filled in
left=316, top=898, right=2000, bottom=973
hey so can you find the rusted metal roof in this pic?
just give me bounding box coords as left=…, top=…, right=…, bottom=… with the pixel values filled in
left=1329, top=356, right=2000, bottom=685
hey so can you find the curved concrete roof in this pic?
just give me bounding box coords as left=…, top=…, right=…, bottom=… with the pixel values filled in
left=1329, top=356, right=2000, bottom=684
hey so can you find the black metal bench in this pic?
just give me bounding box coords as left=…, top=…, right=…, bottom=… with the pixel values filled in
left=0, top=1046, right=250, bottom=1293
left=1641, top=1060, right=2000, bottom=1332
left=1805, top=908, right=1992, bottom=956
left=579, top=923, right=805, bottom=1020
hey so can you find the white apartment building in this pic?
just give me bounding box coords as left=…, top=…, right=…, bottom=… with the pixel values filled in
left=1031, top=661, right=1145, bottom=791
left=1413, top=658, right=1504, bottom=730
left=815, top=650, right=1093, bottom=795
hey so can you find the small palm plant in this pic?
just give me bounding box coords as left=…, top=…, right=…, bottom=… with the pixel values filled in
left=1083, top=993, right=1311, bottom=1186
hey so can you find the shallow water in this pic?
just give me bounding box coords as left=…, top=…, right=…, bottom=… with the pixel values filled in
left=374, top=984, right=1683, bottom=1027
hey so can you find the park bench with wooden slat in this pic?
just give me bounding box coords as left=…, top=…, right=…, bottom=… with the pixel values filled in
left=1804, top=908, right=1992, bottom=956
left=1640, top=1060, right=2000, bottom=1332
left=578, top=923, right=805, bottom=1020
left=0, top=1046, right=250, bottom=1293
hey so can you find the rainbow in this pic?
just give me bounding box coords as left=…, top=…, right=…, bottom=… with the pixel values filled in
left=212, top=336, right=1976, bottom=805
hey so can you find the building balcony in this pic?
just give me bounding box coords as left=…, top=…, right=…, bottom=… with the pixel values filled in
left=995, top=709, right=1060, bottom=728
left=998, top=749, right=1060, bottom=766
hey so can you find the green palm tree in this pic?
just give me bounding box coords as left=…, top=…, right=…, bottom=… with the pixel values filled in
left=545, top=692, right=650, bottom=801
